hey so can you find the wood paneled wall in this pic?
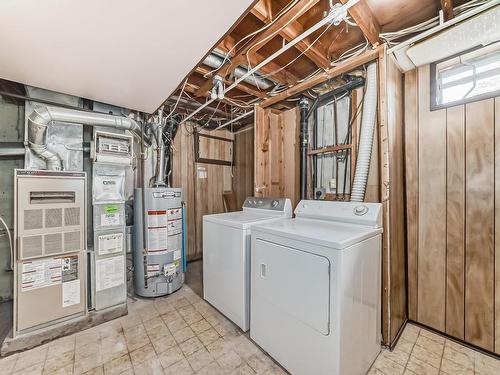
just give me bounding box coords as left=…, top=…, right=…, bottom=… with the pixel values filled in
left=379, top=53, right=407, bottom=346
left=405, top=65, right=500, bottom=353
left=233, top=127, right=255, bottom=209
left=172, top=125, right=233, bottom=261
left=254, top=106, right=300, bottom=207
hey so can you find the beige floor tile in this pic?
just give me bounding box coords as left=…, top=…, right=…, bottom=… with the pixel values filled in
left=262, top=364, right=287, bottom=375
left=47, top=336, right=76, bottom=358
left=401, top=324, right=420, bottom=343
left=103, top=353, right=132, bottom=375
left=234, top=363, right=257, bottom=375
left=158, top=346, right=185, bottom=369
left=206, top=338, right=235, bottom=359
left=75, top=342, right=101, bottom=362
left=187, top=348, right=215, bottom=372
left=172, top=326, right=196, bottom=344
left=367, top=368, right=386, bottom=375
left=101, top=334, right=128, bottom=363
left=197, top=328, right=221, bottom=347
left=167, top=317, right=188, bottom=333
left=13, top=361, right=44, bottom=375
left=180, top=337, right=205, bottom=357
left=81, top=366, right=104, bottom=375
left=378, top=347, right=410, bottom=367
left=45, top=363, right=74, bottom=375
left=173, top=297, right=191, bottom=310
left=0, top=354, right=18, bottom=374
left=217, top=350, right=243, bottom=371
left=97, top=320, right=123, bottom=339
left=442, top=345, right=474, bottom=369
left=445, top=340, right=475, bottom=360
left=213, top=322, right=240, bottom=338
left=129, top=343, right=157, bottom=368
left=144, top=316, right=166, bottom=332
left=164, top=358, right=194, bottom=375
left=440, top=358, right=473, bottom=375
left=76, top=330, right=101, bottom=348
left=73, top=351, right=103, bottom=375
left=124, top=324, right=150, bottom=352
left=411, top=344, right=443, bottom=369
left=147, top=323, right=172, bottom=342
left=178, top=305, right=197, bottom=317
left=184, top=311, right=204, bottom=326
left=196, top=361, right=225, bottom=375
left=14, top=345, right=48, bottom=372
left=405, top=356, right=439, bottom=375
left=419, top=329, right=446, bottom=344
left=42, top=350, right=74, bottom=374
left=394, top=338, right=415, bottom=354
left=372, top=356, right=405, bottom=375
left=415, top=334, right=445, bottom=355
left=138, top=305, right=161, bottom=323
left=233, top=338, right=261, bottom=361
left=133, top=357, right=164, bottom=375
left=190, top=319, right=212, bottom=335
left=151, top=334, right=177, bottom=355
left=120, top=313, right=142, bottom=330
left=155, top=300, right=175, bottom=315
left=246, top=352, right=274, bottom=374
left=474, top=352, right=500, bottom=375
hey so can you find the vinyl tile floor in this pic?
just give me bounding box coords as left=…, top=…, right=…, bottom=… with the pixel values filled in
left=0, top=283, right=499, bottom=375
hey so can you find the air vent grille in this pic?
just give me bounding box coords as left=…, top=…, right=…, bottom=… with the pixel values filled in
left=45, top=208, right=62, bottom=228
left=64, top=207, right=80, bottom=226
left=64, top=231, right=81, bottom=252
left=22, top=235, right=43, bottom=258
left=24, top=209, right=43, bottom=230
left=44, top=233, right=63, bottom=254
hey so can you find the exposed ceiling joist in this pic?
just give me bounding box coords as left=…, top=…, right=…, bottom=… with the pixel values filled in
left=259, top=46, right=380, bottom=108
left=251, top=0, right=331, bottom=70
left=339, top=0, right=381, bottom=45
left=193, top=0, right=316, bottom=98
left=441, top=0, right=454, bottom=22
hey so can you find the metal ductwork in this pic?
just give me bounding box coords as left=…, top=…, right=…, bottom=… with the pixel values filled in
left=203, top=53, right=274, bottom=90
left=28, top=105, right=150, bottom=170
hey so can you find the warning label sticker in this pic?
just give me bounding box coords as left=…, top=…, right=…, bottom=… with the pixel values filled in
left=147, top=210, right=168, bottom=228
left=62, top=256, right=79, bottom=283
left=95, top=256, right=124, bottom=292
left=21, top=258, right=62, bottom=291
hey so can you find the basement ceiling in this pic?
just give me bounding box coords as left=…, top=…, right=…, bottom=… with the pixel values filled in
left=0, top=0, right=254, bottom=113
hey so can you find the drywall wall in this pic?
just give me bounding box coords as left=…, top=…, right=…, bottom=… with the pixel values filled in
left=405, top=65, right=500, bottom=353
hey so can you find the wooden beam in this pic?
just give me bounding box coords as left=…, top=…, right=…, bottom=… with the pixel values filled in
left=252, top=1, right=331, bottom=70
left=308, top=144, right=352, bottom=156
left=339, top=0, right=381, bottom=45
left=441, top=0, right=454, bottom=22
left=259, top=46, right=380, bottom=108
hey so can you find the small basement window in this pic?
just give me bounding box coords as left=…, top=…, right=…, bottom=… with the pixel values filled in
left=431, top=43, right=500, bottom=110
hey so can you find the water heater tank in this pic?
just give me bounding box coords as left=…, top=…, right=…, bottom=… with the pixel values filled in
left=133, top=187, right=184, bottom=297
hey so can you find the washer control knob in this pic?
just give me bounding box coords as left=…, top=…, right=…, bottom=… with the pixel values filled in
left=354, top=205, right=368, bottom=216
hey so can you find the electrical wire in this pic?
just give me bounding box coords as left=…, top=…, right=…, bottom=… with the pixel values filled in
left=0, top=216, right=13, bottom=271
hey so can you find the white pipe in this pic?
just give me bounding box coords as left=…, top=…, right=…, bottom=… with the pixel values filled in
left=180, top=0, right=360, bottom=125
left=215, top=110, right=254, bottom=130
left=351, top=62, right=377, bottom=202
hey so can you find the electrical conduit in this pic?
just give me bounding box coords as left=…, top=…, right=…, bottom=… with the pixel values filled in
left=350, top=62, right=377, bottom=202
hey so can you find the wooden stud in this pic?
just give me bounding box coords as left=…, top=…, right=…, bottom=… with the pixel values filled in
left=441, top=0, right=454, bottom=22
left=339, top=0, right=381, bottom=45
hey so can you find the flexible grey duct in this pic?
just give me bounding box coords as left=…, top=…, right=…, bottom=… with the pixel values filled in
left=28, top=106, right=149, bottom=170
left=351, top=62, right=378, bottom=202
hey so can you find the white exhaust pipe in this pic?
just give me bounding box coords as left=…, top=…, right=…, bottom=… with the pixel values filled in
left=351, top=62, right=377, bottom=202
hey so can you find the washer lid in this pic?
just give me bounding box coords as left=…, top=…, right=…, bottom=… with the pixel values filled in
left=252, top=218, right=383, bottom=249
left=203, top=211, right=289, bottom=230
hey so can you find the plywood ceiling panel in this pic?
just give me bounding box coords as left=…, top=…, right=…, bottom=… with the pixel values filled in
left=0, top=0, right=253, bottom=113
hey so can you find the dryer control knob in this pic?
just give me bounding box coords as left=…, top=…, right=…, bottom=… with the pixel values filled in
left=271, top=200, right=279, bottom=207
left=354, top=205, right=368, bottom=216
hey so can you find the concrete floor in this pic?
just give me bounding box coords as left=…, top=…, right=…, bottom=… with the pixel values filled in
left=185, top=260, right=203, bottom=298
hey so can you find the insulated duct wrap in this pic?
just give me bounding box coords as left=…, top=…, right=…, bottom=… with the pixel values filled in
left=27, top=106, right=149, bottom=170
left=351, top=62, right=377, bottom=202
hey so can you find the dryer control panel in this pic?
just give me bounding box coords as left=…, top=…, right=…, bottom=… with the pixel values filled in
left=243, top=197, right=292, bottom=214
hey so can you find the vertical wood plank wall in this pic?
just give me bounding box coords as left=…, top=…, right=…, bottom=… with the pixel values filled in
left=379, top=53, right=407, bottom=345
left=233, top=127, right=255, bottom=209
left=172, top=126, right=243, bottom=261
left=254, top=106, right=300, bottom=207
left=405, top=67, right=500, bottom=353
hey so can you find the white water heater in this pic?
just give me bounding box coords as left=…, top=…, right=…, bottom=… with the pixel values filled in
left=14, top=170, right=87, bottom=335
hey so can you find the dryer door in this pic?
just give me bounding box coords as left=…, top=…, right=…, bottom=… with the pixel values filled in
left=252, top=238, right=331, bottom=335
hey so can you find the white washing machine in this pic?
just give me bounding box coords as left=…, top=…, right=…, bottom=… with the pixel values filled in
left=250, top=200, right=382, bottom=375
left=203, top=197, right=292, bottom=331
